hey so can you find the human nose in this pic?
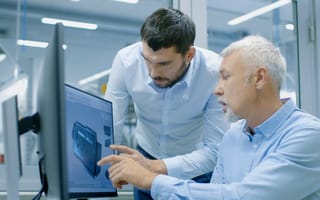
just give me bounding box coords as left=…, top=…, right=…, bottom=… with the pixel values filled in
left=214, top=80, right=224, bottom=96
left=148, top=64, right=163, bottom=78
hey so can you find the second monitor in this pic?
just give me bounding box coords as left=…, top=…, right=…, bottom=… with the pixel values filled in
left=65, top=84, right=117, bottom=198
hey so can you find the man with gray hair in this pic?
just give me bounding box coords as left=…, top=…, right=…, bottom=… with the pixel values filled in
left=99, top=35, right=320, bottom=200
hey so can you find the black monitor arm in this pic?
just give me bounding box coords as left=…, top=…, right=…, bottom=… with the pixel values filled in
left=18, top=112, right=40, bottom=135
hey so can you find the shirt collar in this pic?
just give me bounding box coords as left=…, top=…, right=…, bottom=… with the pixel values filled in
left=242, top=98, right=297, bottom=139
left=181, top=59, right=194, bottom=88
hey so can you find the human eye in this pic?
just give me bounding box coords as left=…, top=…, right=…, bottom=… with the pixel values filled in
left=160, top=62, right=169, bottom=66
left=143, top=58, right=152, bottom=67
left=221, top=72, right=230, bottom=80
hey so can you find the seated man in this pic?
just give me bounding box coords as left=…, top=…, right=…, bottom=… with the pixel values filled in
left=98, top=35, right=320, bottom=200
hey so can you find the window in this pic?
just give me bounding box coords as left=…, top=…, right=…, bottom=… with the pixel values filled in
left=207, top=0, right=297, bottom=102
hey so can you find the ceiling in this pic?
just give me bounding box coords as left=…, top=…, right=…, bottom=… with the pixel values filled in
left=0, top=0, right=294, bottom=95
left=0, top=0, right=293, bottom=34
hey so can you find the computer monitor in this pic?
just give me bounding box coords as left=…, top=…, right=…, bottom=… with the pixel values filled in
left=36, top=23, right=68, bottom=199
left=36, top=23, right=117, bottom=199
left=65, top=84, right=117, bottom=198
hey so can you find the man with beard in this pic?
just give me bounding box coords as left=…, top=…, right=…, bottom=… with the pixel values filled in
left=104, top=8, right=229, bottom=199
left=100, top=35, right=320, bottom=200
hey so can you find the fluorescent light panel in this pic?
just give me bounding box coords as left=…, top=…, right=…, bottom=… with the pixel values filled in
left=17, top=40, right=68, bottom=49
left=228, top=0, right=292, bottom=26
left=113, top=0, right=139, bottom=4
left=78, top=69, right=112, bottom=85
left=17, top=39, right=48, bottom=48
left=41, top=17, right=98, bottom=30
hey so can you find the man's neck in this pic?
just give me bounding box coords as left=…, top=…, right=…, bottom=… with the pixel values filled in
left=246, top=98, right=283, bottom=129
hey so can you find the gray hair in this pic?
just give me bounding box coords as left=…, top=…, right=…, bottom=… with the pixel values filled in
left=221, top=35, right=287, bottom=91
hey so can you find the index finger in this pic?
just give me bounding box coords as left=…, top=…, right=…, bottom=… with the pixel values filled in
left=97, top=155, right=122, bottom=166
left=110, top=144, right=137, bottom=154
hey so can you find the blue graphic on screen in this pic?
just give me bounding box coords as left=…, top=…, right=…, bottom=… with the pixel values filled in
left=65, top=84, right=117, bottom=198
left=72, top=121, right=101, bottom=177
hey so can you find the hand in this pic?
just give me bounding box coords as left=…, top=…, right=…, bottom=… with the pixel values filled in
left=110, top=144, right=167, bottom=174
left=111, top=144, right=149, bottom=167
left=97, top=155, right=158, bottom=190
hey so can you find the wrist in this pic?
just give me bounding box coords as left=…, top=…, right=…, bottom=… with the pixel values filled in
left=148, top=160, right=167, bottom=174
left=142, top=172, right=158, bottom=190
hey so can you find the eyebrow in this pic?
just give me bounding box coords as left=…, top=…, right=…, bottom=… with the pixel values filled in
left=140, top=52, right=172, bottom=65
left=219, top=68, right=232, bottom=77
left=219, top=69, right=226, bottom=74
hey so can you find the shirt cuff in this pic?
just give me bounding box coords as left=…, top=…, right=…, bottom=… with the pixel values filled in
left=163, top=156, right=184, bottom=177
left=150, top=175, right=176, bottom=199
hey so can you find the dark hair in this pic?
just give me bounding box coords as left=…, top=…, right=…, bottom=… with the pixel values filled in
left=140, top=8, right=195, bottom=55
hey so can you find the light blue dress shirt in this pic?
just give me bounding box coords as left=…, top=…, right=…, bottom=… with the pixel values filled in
left=151, top=99, right=320, bottom=199
left=105, top=42, right=229, bottom=179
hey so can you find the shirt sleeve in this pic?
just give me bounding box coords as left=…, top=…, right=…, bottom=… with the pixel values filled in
left=163, top=93, right=229, bottom=179
left=104, top=51, right=131, bottom=145
left=152, top=127, right=320, bottom=200
left=151, top=175, right=224, bottom=200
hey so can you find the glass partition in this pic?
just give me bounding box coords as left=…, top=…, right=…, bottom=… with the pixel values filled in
left=207, top=0, right=298, bottom=102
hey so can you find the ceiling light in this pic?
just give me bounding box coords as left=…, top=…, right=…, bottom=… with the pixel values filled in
left=228, top=0, right=292, bottom=26
left=285, top=23, right=294, bottom=30
left=78, top=69, right=112, bottom=85
left=17, top=39, right=48, bottom=48
left=112, top=0, right=139, bottom=4
left=41, top=17, right=98, bottom=30
left=17, top=40, right=68, bottom=49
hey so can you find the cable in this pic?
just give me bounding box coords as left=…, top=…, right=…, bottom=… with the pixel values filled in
left=32, top=154, right=47, bottom=200
left=32, top=185, right=44, bottom=200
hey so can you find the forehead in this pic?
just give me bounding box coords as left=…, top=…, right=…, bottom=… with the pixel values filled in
left=142, top=42, right=178, bottom=55
left=142, top=42, right=182, bottom=64
left=219, top=51, right=245, bottom=73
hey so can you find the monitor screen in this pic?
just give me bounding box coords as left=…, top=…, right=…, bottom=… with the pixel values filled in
left=65, top=84, right=117, bottom=198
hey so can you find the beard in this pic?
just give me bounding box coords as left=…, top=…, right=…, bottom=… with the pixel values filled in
left=151, top=61, right=189, bottom=88
left=219, top=97, right=241, bottom=123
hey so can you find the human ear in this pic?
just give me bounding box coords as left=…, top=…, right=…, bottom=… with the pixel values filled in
left=255, top=67, right=267, bottom=89
left=185, top=46, right=195, bottom=63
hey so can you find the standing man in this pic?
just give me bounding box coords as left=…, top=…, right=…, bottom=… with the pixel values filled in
left=100, top=35, right=320, bottom=199
left=105, top=8, right=229, bottom=199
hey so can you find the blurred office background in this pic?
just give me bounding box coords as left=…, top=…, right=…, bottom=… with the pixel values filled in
left=0, top=0, right=319, bottom=199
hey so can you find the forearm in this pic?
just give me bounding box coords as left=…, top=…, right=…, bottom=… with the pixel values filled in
left=163, top=144, right=217, bottom=179
left=147, top=159, right=168, bottom=174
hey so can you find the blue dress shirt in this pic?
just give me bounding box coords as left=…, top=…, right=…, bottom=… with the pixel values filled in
left=105, top=42, right=229, bottom=179
left=151, top=99, right=320, bottom=199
